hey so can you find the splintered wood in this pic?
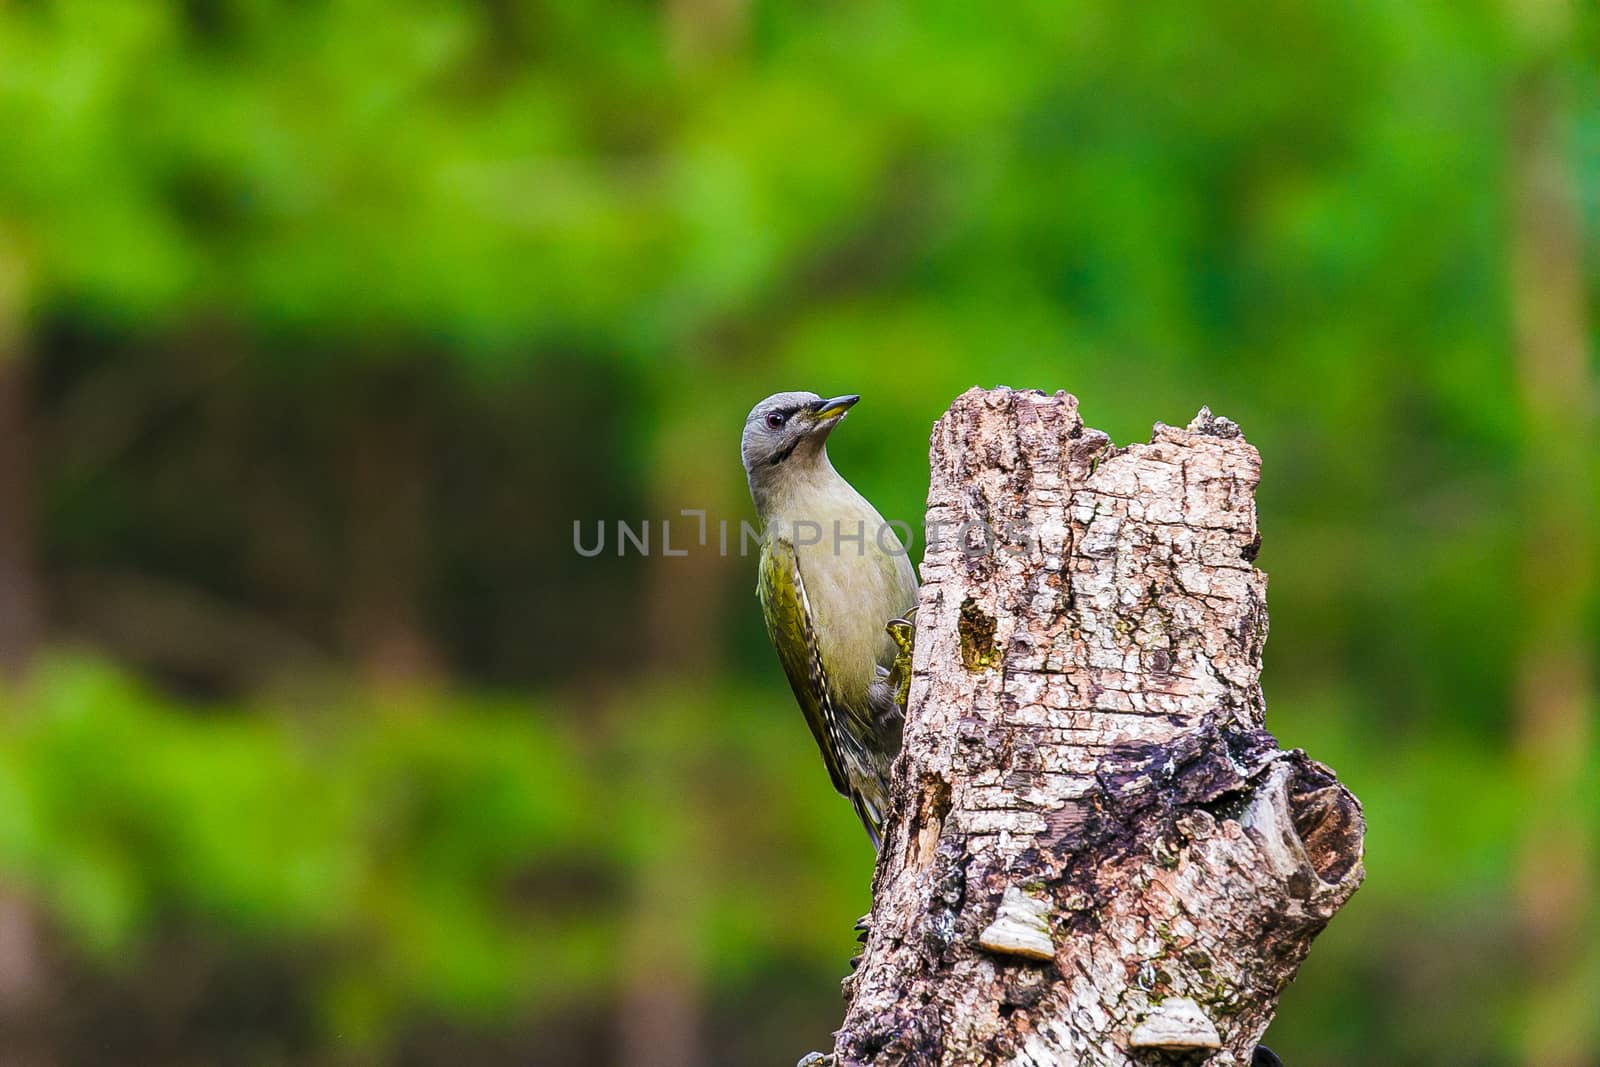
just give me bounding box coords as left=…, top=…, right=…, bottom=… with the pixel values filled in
left=832, top=387, right=1364, bottom=1067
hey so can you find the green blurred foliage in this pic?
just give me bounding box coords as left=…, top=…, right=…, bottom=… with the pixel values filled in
left=0, top=658, right=873, bottom=1062
left=0, top=0, right=1595, bottom=1064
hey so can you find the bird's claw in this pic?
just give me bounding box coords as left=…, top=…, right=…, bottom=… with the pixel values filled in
left=796, top=1054, right=834, bottom=1067
left=886, top=609, right=917, bottom=710
left=847, top=911, right=872, bottom=973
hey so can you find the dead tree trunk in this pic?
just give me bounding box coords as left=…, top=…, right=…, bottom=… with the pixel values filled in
left=833, top=388, right=1364, bottom=1067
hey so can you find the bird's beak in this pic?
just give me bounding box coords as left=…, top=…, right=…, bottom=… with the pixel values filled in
left=809, top=394, right=860, bottom=421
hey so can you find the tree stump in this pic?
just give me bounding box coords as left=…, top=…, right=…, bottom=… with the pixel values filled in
left=832, top=387, right=1365, bottom=1066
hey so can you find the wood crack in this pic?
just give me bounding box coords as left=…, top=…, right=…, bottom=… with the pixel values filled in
left=830, top=388, right=1364, bottom=1067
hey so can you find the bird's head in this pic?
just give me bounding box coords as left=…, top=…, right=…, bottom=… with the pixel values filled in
left=741, top=390, right=859, bottom=490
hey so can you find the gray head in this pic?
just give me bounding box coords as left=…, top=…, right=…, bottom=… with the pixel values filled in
left=742, top=390, right=860, bottom=503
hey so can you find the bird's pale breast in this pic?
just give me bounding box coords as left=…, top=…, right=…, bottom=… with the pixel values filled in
left=785, top=488, right=918, bottom=709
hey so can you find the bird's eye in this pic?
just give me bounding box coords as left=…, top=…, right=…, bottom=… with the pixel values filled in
left=765, top=412, right=786, bottom=430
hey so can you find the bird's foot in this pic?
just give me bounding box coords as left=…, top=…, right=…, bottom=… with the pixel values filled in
left=796, top=1054, right=834, bottom=1067
left=886, top=609, right=917, bottom=710
left=839, top=911, right=873, bottom=1000
left=847, top=911, right=871, bottom=970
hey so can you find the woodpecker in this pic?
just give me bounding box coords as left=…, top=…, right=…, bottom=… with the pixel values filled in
left=743, top=391, right=918, bottom=848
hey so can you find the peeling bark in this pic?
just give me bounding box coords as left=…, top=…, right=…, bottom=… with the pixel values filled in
left=832, top=388, right=1364, bottom=1067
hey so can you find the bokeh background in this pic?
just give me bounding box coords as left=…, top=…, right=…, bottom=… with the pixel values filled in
left=0, top=1, right=1596, bottom=1064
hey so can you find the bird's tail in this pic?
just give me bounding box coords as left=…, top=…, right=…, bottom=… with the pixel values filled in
left=850, top=789, right=885, bottom=852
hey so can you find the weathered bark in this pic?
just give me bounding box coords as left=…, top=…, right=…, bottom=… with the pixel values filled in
left=833, top=388, right=1364, bottom=1067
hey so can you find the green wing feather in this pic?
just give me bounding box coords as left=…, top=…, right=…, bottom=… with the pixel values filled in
left=758, top=536, right=849, bottom=798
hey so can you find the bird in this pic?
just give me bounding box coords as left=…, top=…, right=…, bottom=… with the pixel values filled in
left=742, top=390, right=919, bottom=849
